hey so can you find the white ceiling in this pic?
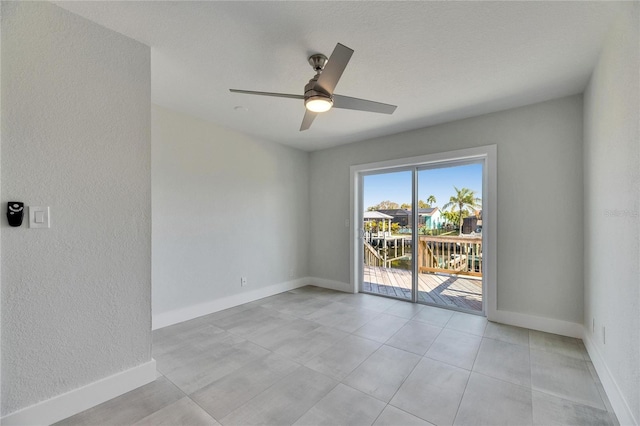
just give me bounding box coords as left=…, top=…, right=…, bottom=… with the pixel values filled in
left=54, top=1, right=628, bottom=151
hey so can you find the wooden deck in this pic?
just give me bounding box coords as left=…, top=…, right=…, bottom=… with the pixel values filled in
left=363, top=265, right=482, bottom=312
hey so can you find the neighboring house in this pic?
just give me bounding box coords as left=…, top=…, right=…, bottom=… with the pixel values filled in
left=376, top=209, right=411, bottom=227
left=462, top=210, right=482, bottom=234
left=376, top=207, right=441, bottom=229
left=462, top=216, right=478, bottom=234
left=418, top=207, right=441, bottom=229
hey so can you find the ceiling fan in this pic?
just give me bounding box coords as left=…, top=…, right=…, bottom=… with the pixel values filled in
left=230, top=43, right=397, bottom=131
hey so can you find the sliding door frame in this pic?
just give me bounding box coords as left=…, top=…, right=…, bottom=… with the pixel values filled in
left=350, top=145, right=497, bottom=319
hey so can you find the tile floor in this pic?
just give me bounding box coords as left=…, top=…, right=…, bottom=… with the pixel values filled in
left=57, top=286, right=618, bottom=426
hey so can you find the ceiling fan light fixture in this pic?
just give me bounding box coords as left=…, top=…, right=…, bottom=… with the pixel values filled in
left=230, top=43, right=396, bottom=131
left=305, top=96, right=333, bottom=113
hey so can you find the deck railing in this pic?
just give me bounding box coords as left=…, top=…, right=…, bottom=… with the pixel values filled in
left=364, top=241, right=383, bottom=267
left=364, top=234, right=482, bottom=277
left=418, top=235, right=482, bottom=277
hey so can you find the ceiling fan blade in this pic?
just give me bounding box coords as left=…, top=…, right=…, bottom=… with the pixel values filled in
left=333, top=94, right=397, bottom=114
left=229, top=89, right=304, bottom=100
left=300, top=110, right=318, bottom=131
left=315, top=43, right=354, bottom=95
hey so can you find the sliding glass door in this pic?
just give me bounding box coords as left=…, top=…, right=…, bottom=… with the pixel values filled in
left=358, top=160, right=484, bottom=314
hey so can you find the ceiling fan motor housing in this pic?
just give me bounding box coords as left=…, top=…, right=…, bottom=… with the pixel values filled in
left=304, top=75, right=332, bottom=101
left=303, top=75, right=333, bottom=112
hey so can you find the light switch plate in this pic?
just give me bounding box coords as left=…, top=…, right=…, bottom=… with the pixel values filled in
left=29, top=206, right=50, bottom=228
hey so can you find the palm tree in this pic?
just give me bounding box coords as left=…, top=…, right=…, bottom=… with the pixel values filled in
left=441, top=210, right=459, bottom=226
left=418, top=195, right=437, bottom=209
left=442, top=186, right=481, bottom=235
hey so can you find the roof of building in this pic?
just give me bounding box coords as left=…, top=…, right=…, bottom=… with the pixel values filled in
left=377, top=209, right=411, bottom=216
left=364, top=211, right=394, bottom=220
left=417, top=207, right=439, bottom=216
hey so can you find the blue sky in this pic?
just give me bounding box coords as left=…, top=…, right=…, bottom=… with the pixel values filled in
left=363, top=163, right=482, bottom=210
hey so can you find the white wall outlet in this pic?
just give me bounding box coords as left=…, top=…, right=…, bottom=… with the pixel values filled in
left=289, top=269, right=295, bottom=279
left=345, top=219, right=350, bottom=227
left=241, top=277, right=247, bottom=287
left=602, top=326, right=606, bottom=344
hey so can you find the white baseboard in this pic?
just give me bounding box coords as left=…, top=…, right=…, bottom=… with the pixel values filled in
left=489, top=309, right=583, bottom=338
left=153, top=278, right=309, bottom=330
left=1, top=359, right=156, bottom=426
left=583, top=334, right=637, bottom=426
left=308, top=277, right=354, bottom=293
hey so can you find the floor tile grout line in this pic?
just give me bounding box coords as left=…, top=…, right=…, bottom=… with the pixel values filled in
left=287, top=381, right=343, bottom=426
left=368, top=402, right=390, bottom=426
left=472, top=336, right=532, bottom=387
left=529, top=329, right=535, bottom=424
left=481, top=332, right=530, bottom=348
left=528, top=335, right=610, bottom=413
left=382, top=349, right=423, bottom=407
left=451, top=359, right=474, bottom=426
left=447, top=326, right=485, bottom=425
left=531, top=386, right=614, bottom=414
left=422, top=322, right=446, bottom=357
left=468, top=335, right=483, bottom=373
left=353, top=309, right=450, bottom=422
left=316, top=323, right=431, bottom=414
left=531, top=387, right=611, bottom=413
left=154, top=372, right=222, bottom=425
left=320, top=334, right=383, bottom=377
left=471, top=369, right=533, bottom=393
left=338, top=340, right=393, bottom=386
left=422, top=350, right=475, bottom=372
left=210, top=359, right=306, bottom=424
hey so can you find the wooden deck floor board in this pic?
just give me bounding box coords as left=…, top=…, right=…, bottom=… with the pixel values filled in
left=363, top=265, right=482, bottom=312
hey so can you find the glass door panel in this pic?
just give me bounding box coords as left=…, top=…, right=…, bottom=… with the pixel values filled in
left=361, top=170, right=413, bottom=300
left=416, top=163, right=483, bottom=312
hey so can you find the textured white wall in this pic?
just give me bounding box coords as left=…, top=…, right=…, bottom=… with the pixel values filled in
left=310, top=95, right=584, bottom=323
left=584, top=5, right=640, bottom=423
left=152, top=105, right=309, bottom=317
left=1, top=2, right=151, bottom=415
